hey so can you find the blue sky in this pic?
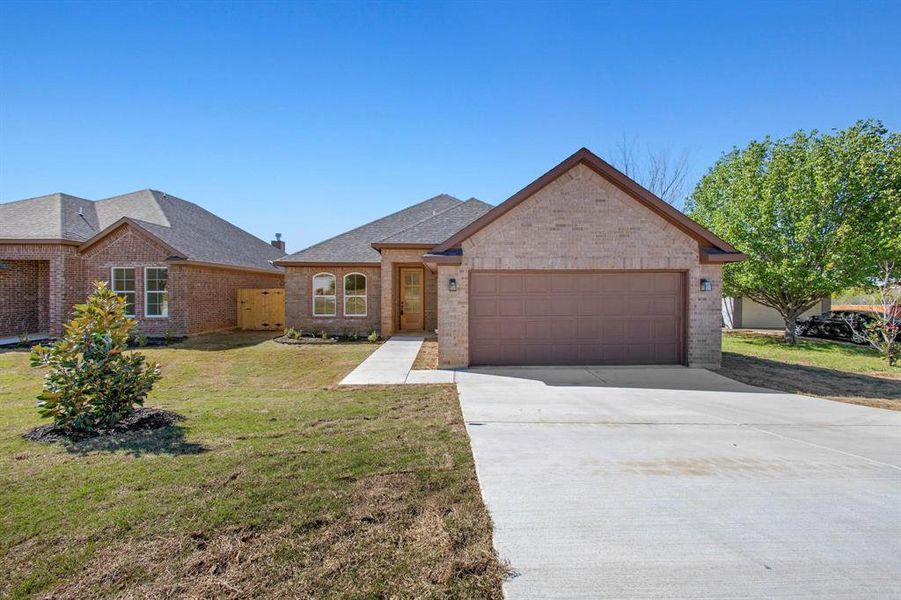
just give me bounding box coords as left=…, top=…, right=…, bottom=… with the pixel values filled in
left=1, top=1, right=898, bottom=252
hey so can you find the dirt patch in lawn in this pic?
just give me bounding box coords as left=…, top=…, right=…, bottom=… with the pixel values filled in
left=719, top=353, right=901, bottom=411
left=413, top=339, right=439, bottom=370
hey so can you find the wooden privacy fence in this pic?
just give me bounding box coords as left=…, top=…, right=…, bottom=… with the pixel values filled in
left=237, top=288, right=285, bottom=331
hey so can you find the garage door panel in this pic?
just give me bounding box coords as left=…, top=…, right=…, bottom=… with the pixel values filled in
left=470, top=297, right=498, bottom=317
left=628, top=298, right=653, bottom=316
left=469, top=271, right=683, bottom=366
left=496, top=274, right=523, bottom=293
left=548, top=296, right=578, bottom=316
left=497, top=298, right=524, bottom=317
left=470, top=320, right=500, bottom=340
left=652, top=296, right=679, bottom=315
left=525, top=297, right=550, bottom=316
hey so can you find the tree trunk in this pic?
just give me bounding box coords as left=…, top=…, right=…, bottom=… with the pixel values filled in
left=784, top=313, right=798, bottom=344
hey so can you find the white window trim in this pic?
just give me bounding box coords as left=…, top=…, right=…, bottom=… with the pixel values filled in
left=343, top=272, right=368, bottom=317
left=312, top=272, right=337, bottom=317
left=110, top=266, right=137, bottom=318
left=144, top=267, right=169, bottom=319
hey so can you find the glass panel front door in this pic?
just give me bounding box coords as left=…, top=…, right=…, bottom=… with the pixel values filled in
left=400, top=268, right=423, bottom=330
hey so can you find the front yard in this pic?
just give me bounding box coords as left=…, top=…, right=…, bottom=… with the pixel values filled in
left=720, top=331, right=901, bottom=410
left=0, top=332, right=504, bottom=599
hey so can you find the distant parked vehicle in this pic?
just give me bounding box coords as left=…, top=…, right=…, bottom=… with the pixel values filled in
left=795, top=310, right=878, bottom=344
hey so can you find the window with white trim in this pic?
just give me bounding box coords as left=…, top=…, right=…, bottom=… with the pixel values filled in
left=144, top=267, right=169, bottom=317
left=344, top=273, right=367, bottom=317
left=312, top=273, right=336, bottom=316
left=111, top=267, right=136, bottom=317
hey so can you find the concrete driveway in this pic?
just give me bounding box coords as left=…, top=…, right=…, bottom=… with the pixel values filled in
left=456, top=366, right=901, bottom=599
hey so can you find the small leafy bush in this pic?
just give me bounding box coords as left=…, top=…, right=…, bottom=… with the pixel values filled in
left=30, top=281, right=162, bottom=433
left=368, top=331, right=379, bottom=343
left=283, top=327, right=303, bottom=340
left=320, top=330, right=329, bottom=340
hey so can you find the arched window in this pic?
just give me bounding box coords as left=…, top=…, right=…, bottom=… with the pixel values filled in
left=312, top=273, right=336, bottom=316
left=344, top=273, right=367, bottom=317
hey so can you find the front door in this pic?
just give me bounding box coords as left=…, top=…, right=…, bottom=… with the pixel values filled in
left=399, top=267, right=424, bottom=331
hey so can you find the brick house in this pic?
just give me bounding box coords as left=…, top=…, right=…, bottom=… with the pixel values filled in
left=277, top=148, right=744, bottom=369
left=0, top=189, right=285, bottom=339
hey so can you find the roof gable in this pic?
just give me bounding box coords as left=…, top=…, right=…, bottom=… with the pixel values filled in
left=432, top=148, right=742, bottom=258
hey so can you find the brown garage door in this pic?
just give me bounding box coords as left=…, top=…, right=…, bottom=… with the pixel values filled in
left=469, top=271, right=684, bottom=366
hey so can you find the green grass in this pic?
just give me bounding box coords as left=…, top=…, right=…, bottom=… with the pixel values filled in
left=0, top=332, right=503, bottom=599
left=722, top=331, right=899, bottom=378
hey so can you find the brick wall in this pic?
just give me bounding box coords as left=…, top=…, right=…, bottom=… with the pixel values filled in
left=0, top=243, right=80, bottom=337
left=80, top=225, right=183, bottom=336
left=182, top=264, right=284, bottom=334
left=2, top=230, right=285, bottom=338
left=0, top=259, right=46, bottom=336
left=379, top=249, right=437, bottom=336
left=437, top=163, right=724, bottom=369
left=284, top=265, right=381, bottom=336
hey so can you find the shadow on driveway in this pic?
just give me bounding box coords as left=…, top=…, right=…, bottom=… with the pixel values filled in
left=465, top=365, right=777, bottom=394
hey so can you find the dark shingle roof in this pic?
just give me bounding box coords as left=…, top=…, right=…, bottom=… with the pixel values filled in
left=377, top=198, right=493, bottom=245
left=276, top=194, right=465, bottom=264
left=0, top=189, right=285, bottom=271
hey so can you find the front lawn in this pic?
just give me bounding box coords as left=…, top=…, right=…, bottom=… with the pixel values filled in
left=0, top=332, right=504, bottom=599
left=720, top=331, right=901, bottom=410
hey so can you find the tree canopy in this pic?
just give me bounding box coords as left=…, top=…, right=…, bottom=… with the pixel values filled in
left=686, top=119, right=901, bottom=342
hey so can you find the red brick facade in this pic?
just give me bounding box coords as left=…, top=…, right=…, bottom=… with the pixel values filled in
left=0, top=259, right=47, bottom=336
left=1, top=223, right=284, bottom=338
left=182, top=264, right=284, bottom=334
left=284, top=266, right=381, bottom=336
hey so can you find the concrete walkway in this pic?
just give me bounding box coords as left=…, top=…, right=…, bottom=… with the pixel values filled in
left=457, top=366, right=901, bottom=599
left=339, top=335, right=457, bottom=385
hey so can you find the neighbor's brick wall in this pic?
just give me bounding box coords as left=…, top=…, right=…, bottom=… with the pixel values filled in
left=379, top=249, right=437, bottom=336
left=0, top=243, right=80, bottom=337
left=284, top=266, right=381, bottom=335
left=80, top=225, right=183, bottom=336
left=0, top=260, right=44, bottom=336
left=437, top=163, right=723, bottom=369
left=182, top=264, right=284, bottom=334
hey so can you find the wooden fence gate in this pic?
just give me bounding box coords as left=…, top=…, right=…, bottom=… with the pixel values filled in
left=237, top=288, right=285, bottom=331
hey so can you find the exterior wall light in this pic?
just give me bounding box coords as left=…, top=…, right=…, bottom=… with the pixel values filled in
left=449, top=277, right=457, bottom=292
left=700, top=278, right=713, bottom=292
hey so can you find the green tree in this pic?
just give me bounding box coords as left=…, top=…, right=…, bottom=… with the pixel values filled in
left=30, top=281, right=162, bottom=432
left=686, top=120, right=900, bottom=343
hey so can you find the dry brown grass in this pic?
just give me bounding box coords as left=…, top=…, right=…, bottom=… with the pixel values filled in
left=1, top=332, right=505, bottom=598
left=412, top=339, right=439, bottom=370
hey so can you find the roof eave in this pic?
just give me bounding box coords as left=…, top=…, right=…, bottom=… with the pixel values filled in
left=370, top=242, right=436, bottom=251
left=0, top=238, right=82, bottom=246
left=273, top=259, right=381, bottom=268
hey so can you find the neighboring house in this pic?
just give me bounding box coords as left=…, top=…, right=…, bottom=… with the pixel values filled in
left=722, top=297, right=831, bottom=329
left=277, top=148, right=745, bottom=368
left=0, top=190, right=285, bottom=338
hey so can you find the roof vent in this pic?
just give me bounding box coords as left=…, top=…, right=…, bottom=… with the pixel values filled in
left=271, top=233, right=286, bottom=252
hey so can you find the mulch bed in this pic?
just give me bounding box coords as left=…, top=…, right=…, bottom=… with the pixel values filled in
left=23, top=408, right=185, bottom=444
left=274, top=335, right=338, bottom=345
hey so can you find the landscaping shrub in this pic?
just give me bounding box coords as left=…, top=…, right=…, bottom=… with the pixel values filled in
left=30, top=281, right=162, bottom=433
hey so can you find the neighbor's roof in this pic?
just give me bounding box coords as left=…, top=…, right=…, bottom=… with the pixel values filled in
left=276, top=194, right=490, bottom=264
left=0, top=190, right=285, bottom=271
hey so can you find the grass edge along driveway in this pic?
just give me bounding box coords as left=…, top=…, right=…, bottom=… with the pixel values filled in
left=720, top=331, right=901, bottom=411
left=0, top=331, right=505, bottom=599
